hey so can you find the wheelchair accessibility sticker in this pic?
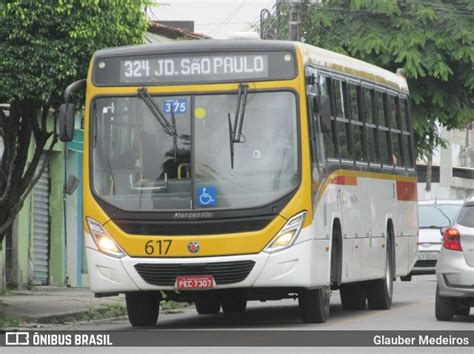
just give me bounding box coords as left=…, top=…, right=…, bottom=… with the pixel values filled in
left=197, top=186, right=216, bottom=207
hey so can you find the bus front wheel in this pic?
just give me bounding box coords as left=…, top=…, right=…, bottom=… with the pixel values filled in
left=222, top=296, right=247, bottom=313
left=125, top=292, right=160, bottom=327
left=195, top=297, right=221, bottom=314
left=298, top=287, right=330, bottom=323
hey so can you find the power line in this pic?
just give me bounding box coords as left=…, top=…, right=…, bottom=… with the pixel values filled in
left=244, top=0, right=276, bottom=31
left=207, top=0, right=250, bottom=36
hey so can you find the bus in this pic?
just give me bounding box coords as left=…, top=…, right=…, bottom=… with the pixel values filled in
left=58, top=40, right=418, bottom=326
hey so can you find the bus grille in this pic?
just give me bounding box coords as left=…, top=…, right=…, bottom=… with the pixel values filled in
left=114, top=216, right=273, bottom=236
left=134, top=260, right=256, bottom=286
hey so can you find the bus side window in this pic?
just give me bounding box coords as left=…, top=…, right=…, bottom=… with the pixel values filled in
left=306, top=94, right=318, bottom=165
left=401, top=97, right=414, bottom=168
left=333, top=79, right=351, bottom=161
left=320, top=76, right=336, bottom=159
left=349, top=84, right=365, bottom=162
left=388, top=95, right=402, bottom=167
left=376, top=91, right=390, bottom=166
left=364, top=88, right=380, bottom=165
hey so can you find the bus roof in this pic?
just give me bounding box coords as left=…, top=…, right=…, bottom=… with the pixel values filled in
left=93, top=39, right=295, bottom=58
left=296, top=42, right=409, bottom=94
left=93, top=40, right=408, bottom=94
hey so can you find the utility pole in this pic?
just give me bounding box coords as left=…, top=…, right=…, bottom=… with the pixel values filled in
left=288, top=0, right=303, bottom=41
left=260, top=8, right=272, bottom=39
left=284, top=0, right=319, bottom=42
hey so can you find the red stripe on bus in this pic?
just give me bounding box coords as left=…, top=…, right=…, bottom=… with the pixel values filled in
left=396, top=181, right=417, bottom=201
left=331, top=175, right=357, bottom=186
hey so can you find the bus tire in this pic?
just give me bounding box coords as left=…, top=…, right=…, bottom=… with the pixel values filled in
left=222, top=296, right=247, bottom=313
left=366, top=231, right=394, bottom=310
left=195, top=297, right=221, bottom=315
left=125, top=292, right=160, bottom=327
left=298, top=287, right=330, bottom=323
left=435, top=286, right=454, bottom=321
left=331, top=220, right=342, bottom=287
left=340, top=282, right=366, bottom=310
left=453, top=303, right=470, bottom=316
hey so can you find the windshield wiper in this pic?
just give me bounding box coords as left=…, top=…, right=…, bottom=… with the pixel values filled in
left=137, top=87, right=178, bottom=160
left=170, top=109, right=178, bottom=161
left=227, top=83, right=249, bottom=169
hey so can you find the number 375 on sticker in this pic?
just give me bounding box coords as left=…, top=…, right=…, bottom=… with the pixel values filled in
left=164, top=99, right=187, bottom=114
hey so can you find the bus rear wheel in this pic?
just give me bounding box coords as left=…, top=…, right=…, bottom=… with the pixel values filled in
left=366, top=238, right=393, bottom=310
left=195, top=297, right=221, bottom=314
left=298, top=287, right=330, bottom=323
left=340, top=282, right=366, bottom=310
left=125, top=292, right=160, bottom=327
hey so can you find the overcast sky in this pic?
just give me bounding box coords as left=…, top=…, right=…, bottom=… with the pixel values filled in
left=148, top=0, right=275, bottom=38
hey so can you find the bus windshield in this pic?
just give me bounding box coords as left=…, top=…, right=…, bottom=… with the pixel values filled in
left=92, top=91, right=299, bottom=211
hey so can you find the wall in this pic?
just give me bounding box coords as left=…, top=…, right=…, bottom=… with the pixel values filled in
left=11, top=129, right=66, bottom=288
left=49, top=149, right=66, bottom=286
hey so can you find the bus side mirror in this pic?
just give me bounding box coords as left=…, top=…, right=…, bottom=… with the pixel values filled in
left=313, top=95, right=331, bottom=133
left=58, top=103, right=75, bottom=142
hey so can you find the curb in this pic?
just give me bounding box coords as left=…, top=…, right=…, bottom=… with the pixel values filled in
left=2, top=303, right=127, bottom=326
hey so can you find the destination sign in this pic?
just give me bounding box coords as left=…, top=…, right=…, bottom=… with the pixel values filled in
left=93, top=51, right=296, bottom=86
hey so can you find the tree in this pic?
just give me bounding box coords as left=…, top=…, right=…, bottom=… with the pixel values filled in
left=269, top=0, right=474, bottom=191
left=0, top=1, right=149, bottom=242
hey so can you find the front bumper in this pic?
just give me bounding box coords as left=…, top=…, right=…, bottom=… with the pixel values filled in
left=436, top=248, right=474, bottom=298
left=85, top=228, right=331, bottom=294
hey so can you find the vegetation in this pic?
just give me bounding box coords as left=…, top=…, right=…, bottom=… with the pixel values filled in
left=0, top=1, right=149, bottom=241
left=0, top=301, right=21, bottom=330
left=266, top=0, right=474, bottom=189
left=38, top=303, right=128, bottom=324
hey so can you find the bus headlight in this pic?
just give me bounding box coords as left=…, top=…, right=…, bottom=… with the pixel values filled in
left=264, top=211, right=307, bottom=253
left=86, top=217, right=125, bottom=258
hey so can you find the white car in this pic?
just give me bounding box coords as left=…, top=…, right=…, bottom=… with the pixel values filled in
left=435, top=199, right=474, bottom=320
left=401, top=200, right=463, bottom=281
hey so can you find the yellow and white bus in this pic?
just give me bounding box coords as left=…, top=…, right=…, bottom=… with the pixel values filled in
left=59, top=40, right=418, bottom=326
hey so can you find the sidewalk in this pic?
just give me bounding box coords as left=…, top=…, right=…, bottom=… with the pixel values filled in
left=0, top=286, right=125, bottom=324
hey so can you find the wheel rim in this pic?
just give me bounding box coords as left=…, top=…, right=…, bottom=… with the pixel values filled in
left=385, top=251, right=392, bottom=295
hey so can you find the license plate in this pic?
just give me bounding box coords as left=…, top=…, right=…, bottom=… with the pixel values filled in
left=176, top=275, right=214, bottom=290
left=417, top=251, right=438, bottom=260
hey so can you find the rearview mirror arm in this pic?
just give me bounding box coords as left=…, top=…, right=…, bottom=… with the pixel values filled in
left=64, top=79, right=86, bottom=103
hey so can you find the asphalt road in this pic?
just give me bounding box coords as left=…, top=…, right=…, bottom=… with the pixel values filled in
left=35, top=274, right=473, bottom=331
left=5, top=275, right=473, bottom=353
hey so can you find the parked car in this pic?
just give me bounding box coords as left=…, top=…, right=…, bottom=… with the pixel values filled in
left=435, top=198, right=474, bottom=320
left=401, top=200, right=463, bottom=281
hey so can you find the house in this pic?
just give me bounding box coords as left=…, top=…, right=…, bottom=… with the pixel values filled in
left=417, top=123, right=474, bottom=201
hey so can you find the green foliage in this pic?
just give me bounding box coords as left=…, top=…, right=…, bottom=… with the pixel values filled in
left=271, top=0, right=474, bottom=159
left=0, top=0, right=149, bottom=106
left=0, top=301, right=21, bottom=330
left=0, top=1, right=149, bottom=240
